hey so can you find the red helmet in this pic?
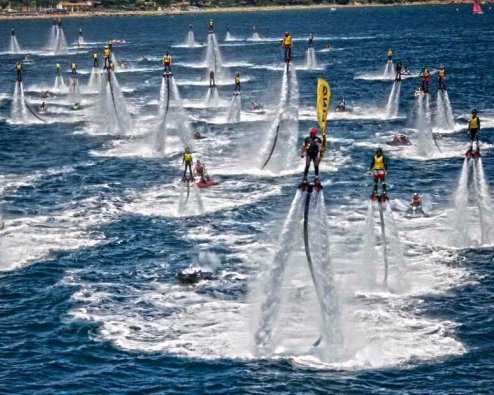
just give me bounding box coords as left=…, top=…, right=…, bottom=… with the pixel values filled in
left=309, top=127, right=318, bottom=135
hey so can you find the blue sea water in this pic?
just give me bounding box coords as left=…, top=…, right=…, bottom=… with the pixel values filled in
left=1, top=4, right=494, bottom=393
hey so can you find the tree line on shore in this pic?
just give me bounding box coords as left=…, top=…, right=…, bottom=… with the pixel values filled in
left=2, top=0, right=454, bottom=12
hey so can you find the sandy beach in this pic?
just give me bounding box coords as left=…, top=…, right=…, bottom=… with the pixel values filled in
left=0, top=0, right=476, bottom=21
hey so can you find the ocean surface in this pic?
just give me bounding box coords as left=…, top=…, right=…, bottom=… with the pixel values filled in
left=1, top=4, right=494, bottom=393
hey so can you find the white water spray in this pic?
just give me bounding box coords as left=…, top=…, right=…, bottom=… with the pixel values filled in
left=53, top=74, right=66, bottom=93
left=86, top=68, right=101, bottom=93
left=434, top=90, right=455, bottom=130
left=254, top=191, right=305, bottom=355
left=472, top=159, right=493, bottom=245
left=50, top=27, right=69, bottom=55
left=185, top=31, right=198, bottom=47
left=451, top=159, right=471, bottom=246
left=10, top=82, right=29, bottom=123
left=98, top=72, right=131, bottom=135
left=305, top=47, right=318, bottom=70
left=177, top=181, right=204, bottom=216
left=384, top=81, right=401, bottom=118
left=10, top=36, right=21, bottom=54
left=254, top=190, right=340, bottom=361
left=361, top=203, right=378, bottom=288
left=259, top=65, right=299, bottom=171
left=68, top=77, right=81, bottom=103
left=155, top=76, right=190, bottom=154
left=226, top=94, right=241, bottom=123
left=203, top=34, right=230, bottom=82
left=414, top=94, right=436, bottom=157
left=384, top=61, right=394, bottom=79
left=77, top=34, right=85, bottom=48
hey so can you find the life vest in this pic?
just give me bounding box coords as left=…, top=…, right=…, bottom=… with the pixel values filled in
left=387, top=50, right=393, bottom=57
left=469, top=116, right=479, bottom=129
left=56, top=63, right=61, bottom=69
left=373, top=154, right=385, bottom=169
left=163, top=55, right=171, bottom=63
left=309, top=34, right=313, bottom=40
left=104, top=48, right=110, bottom=57
left=184, top=152, right=192, bottom=162
left=93, top=53, right=98, bottom=59
left=305, top=136, right=321, bottom=154
left=16, top=63, right=22, bottom=71
left=438, top=68, right=445, bottom=78
left=283, top=36, right=292, bottom=46
left=423, top=69, right=430, bottom=77
left=235, top=76, right=240, bottom=84
left=71, top=62, right=76, bottom=69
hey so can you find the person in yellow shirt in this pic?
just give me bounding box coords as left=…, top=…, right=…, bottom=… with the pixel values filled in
left=438, top=65, right=446, bottom=90
left=55, top=62, right=61, bottom=76
left=419, top=66, right=430, bottom=93
left=15, top=61, right=22, bottom=82
left=369, top=147, right=388, bottom=195
left=234, top=73, right=240, bottom=93
left=387, top=48, right=393, bottom=61
left=163, top=52, right=172, bottom=74
left=467, top=109, right=480, bottom=149
left=282, top=31, right=293, bottom=61
left=93, top=52, right=99, bottom=68
left=103, top=45, right=111, bottom=69
left=182, top=147, right=193, bottom=179
left=70, top=61, right=77, bottom=76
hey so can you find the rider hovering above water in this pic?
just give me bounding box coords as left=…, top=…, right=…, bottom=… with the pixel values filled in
left=308, top=34, right=314, bottom=48
left=300, top=127, right=322, bottom=183
left=183, top=148, right=193, bottom=180
left=387, top=48, right=393, bottom=61
left=369, top=147, right=388, bottom=195
left=163, top=52, right=172, bottom=74
left=419, top=66, right=430, bottom=93
left=395, top=61, right=402, bottom=81
left=282, top=31, right=293, bottom=61
left=15, top=61, right=22, bottom=82
left=103, top=45, right=111, bottom=69
left=438, top=65, right=446, bottom=90
left=467, top=109, right=480, bottom=150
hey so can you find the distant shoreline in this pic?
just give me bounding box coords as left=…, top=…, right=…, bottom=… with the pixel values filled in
left=0, top=1, right=477, bottom=21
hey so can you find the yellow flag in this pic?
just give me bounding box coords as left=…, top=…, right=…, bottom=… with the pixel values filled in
left=316, top=78, right=331, bottom=155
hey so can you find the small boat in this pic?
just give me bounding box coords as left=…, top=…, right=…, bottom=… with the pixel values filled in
left=473, top=0, right=484, bottom=14
left=196, top=179, right=218, bottom=188
left=177, top=267, right=213, bottom=285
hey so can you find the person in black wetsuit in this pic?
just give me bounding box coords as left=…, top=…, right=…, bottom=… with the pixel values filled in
left=300, top=127, right=322, bottom=182
left=395, top=61, right=402, bottom=81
